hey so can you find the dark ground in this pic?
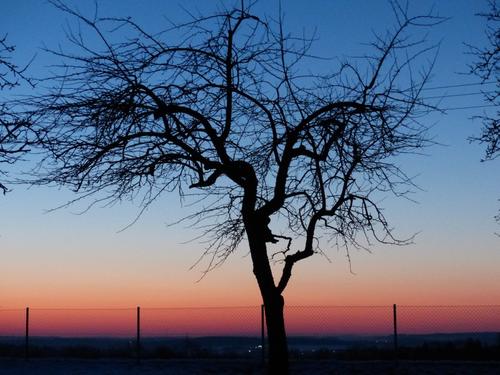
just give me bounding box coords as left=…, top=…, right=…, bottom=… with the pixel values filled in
left=1, top=359, right=500, bottom=374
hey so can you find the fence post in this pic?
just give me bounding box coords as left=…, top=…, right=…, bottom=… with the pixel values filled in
left=261, top=304, right=266, bottom=365
left=25, top=307, right=29, bottom=360
left=393, top=304, right=398, bottom=359
left=136, top=306, right=141, bottom=362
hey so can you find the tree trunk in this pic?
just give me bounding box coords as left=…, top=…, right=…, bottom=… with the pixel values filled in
left=241, top=189, right=290, bottom=374
left=246, top=227, right=289, bottom=374
left=263, top=292, right=289, bottom=375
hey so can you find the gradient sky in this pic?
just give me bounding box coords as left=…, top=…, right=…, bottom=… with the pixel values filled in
left=1, top=0, right=499, bottom=325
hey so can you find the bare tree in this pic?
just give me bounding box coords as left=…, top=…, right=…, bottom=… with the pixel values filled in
left=469, top=0, right=499, bottom=161
left=468, top=0, right=499, bottom=224
left=27, top=1, right=441, bottom=372
left=0, top=35, right=31, bottom=194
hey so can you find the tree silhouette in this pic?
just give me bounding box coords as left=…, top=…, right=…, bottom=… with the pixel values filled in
left=27, top=1, right=442, bottom=372
left=468, top=0, right=499, bottom=224
left=0, top=35, right=31, bottom=194
left=469, top=0, right=499, bottom=161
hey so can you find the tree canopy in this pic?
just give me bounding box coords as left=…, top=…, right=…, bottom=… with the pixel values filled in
left=29, top=1, right=440, bottom=269
left=468, top=0, right=499, bottom=225
left=0, top=35, right=31, bottom=194
left=469, top=0, right=499, bottom=161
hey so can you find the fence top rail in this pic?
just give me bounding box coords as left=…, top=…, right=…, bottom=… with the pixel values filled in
left=140, top=306, right=261, bottom=310
left=396, top=305, right=500, bottom=308
left=1, top=304, right=500, bottom=311
left=286, top=305, right=500, bottom=308
left=0, top=308, right=136, bottom=311
left=285, top=305, right=392, bottom=308
left=0, top=306, right=260, bottom=311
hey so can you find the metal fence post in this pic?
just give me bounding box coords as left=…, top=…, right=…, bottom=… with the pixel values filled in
left=136, top=306, right=141, bottom=362
left=393, top=304, right=398, bottom=359
left=25, top=307, right=29, bottom=360
left=261, top=304, right=266, bottom=364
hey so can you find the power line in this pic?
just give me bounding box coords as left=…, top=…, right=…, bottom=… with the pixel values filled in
left=423, top=91, right=496, bottom=100
left=436, top=104, right=497, bottom=111
left=421, top=81, right=497, bottom=91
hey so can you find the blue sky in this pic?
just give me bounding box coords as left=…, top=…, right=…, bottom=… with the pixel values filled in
left=1, top=0, right=499, bottom=308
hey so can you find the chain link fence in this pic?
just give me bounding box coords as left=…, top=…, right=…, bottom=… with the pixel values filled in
left=1, top=305, right=499, bottom=360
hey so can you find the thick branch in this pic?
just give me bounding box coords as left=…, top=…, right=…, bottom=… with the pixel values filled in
left=259, top=102, right=380, bottom=218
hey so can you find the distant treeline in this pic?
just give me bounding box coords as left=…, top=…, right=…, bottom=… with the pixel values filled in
left=1, top=335, right=499, bottom=361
